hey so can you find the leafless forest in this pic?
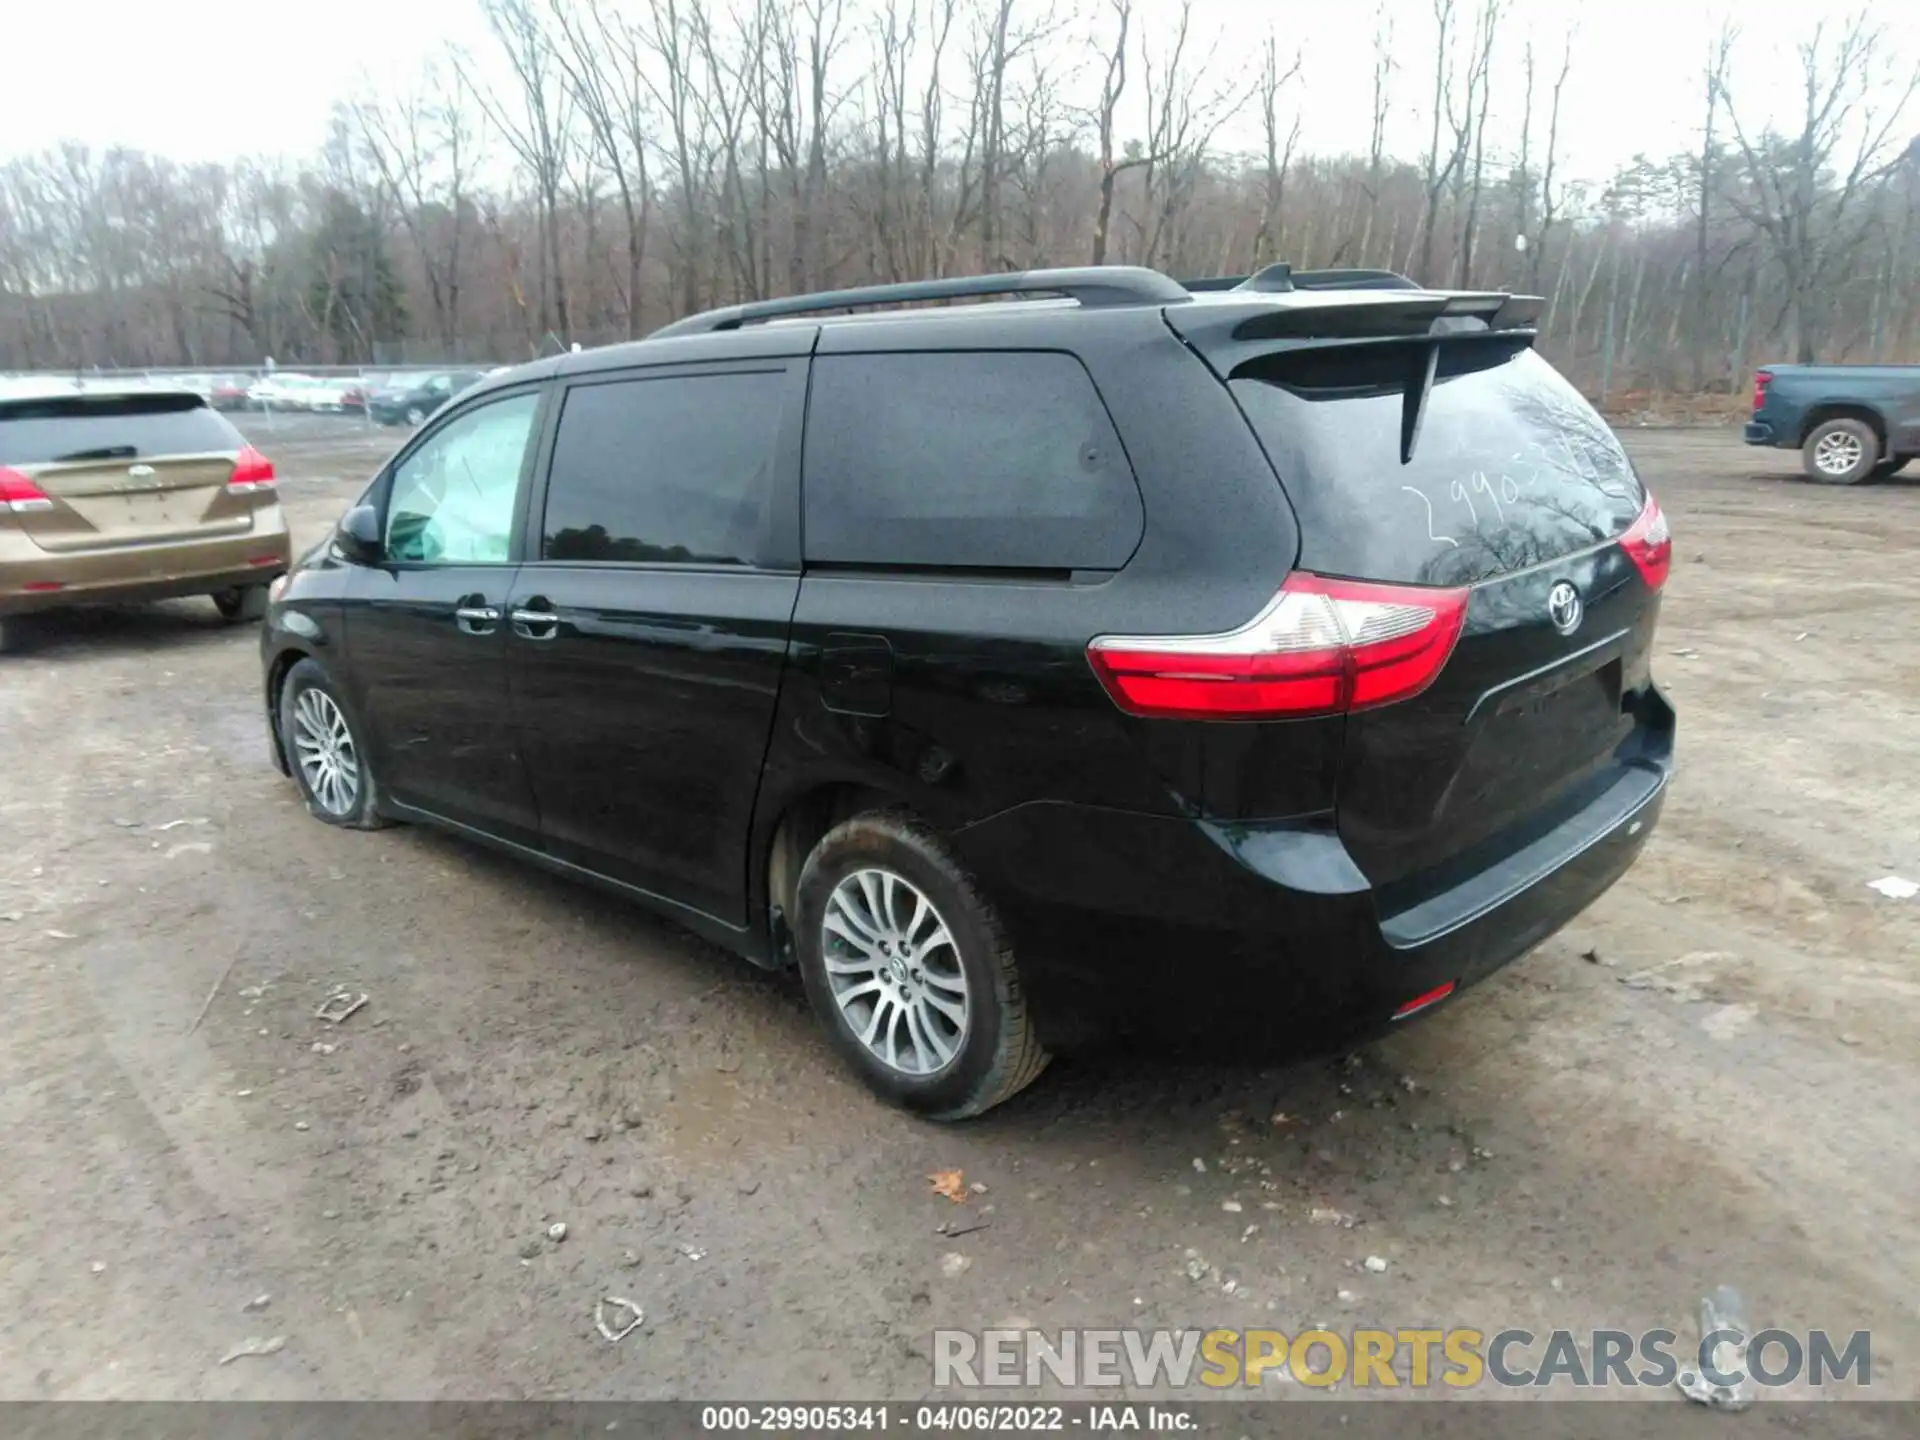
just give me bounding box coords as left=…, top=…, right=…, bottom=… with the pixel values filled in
left=2, top=0, right=1916, bottom=394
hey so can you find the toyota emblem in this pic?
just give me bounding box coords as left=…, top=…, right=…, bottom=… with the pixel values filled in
left=1547, top=581, right=1583, bottom=636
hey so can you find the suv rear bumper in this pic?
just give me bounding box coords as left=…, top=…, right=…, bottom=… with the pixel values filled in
left=1744, top=420, right=1780, bottom=445
left=0, top=523, right=291, bottom=615
left=952, top=700, right=1674, bottom=1055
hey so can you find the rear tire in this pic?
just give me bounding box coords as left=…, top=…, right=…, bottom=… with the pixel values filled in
left=1801, top=418, right=1879, bottom=484
left=277, top=658, right=389, bottom=830
left=213, top=586, right=270, bottom=623
left=0, top=616, right=24, bottom=655
left=793, top=811, right=1049, bottom=1120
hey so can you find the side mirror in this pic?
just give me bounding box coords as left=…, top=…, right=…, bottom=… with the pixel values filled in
left=334, top=504, right=384, bottom=565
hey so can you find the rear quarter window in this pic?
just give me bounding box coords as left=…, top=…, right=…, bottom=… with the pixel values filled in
left=1230, top=344, right=1644, bottom=588
left=0, top=393, right=240, bottom=465
left=802, top=351, right=1142, bottom=570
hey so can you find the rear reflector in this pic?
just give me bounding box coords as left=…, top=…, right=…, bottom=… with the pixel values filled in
left=1751, top=370, right=1772, bottom=412
left=226, top=446, right=277, bottom=495
left=0, top=467, right=55, bottom=512
left=1086, top=573, right=1469, bottom=721
left=1619, top=494, right=1671, bottom=590
left=21, top=580, right=63, bottom=592
left=1392, top=981, right=1456, bottom=1020
left=247, top=554, right=282, bottom=567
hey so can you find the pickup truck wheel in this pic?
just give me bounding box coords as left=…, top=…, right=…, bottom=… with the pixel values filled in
left=1801, top=418, right=1879, bottom=485
left=1869, top=457, right=1910, bottom=481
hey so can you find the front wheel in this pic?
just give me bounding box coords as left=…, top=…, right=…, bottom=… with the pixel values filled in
left=793, top=812, right=1048, bottom=1120
left=278, top=658, right=388, bottom=829
left=1801, top=418, right=1879, bottom=484
left=405, top=405, right=426, bottom=425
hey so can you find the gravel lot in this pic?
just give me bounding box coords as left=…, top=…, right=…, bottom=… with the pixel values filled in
left=2, top=416, right=1915, bottom=1403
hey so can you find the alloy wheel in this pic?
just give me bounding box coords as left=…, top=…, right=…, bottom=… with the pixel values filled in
left=820, top=867, right=970, bottom=1076
left=1814, top=430, right=1864, bottom=477
left=291, top=687, right=360, bottom=817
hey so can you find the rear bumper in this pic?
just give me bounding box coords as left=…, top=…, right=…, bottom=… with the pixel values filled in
left=1744, top=420, right=1781, bottom=446
left=952, top=701, right=1674, bottom=1055
left=0, top=521, right=292, bottom=615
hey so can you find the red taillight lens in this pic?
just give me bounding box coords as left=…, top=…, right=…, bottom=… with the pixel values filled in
left=227, top=446, right=277, bottom=496
left=1086, top=573, right=1469, bottom=721
left=0, top=466, right=55, bottom=513
left=1752, top=370, right=1772, bottom=412
left=1619, top=494, right=1671, bottom=591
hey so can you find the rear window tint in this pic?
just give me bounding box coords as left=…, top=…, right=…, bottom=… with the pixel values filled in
left=1230, top=344, right=1644, bottom=587
left=803, top=351, right=1142, bottom=570
left=0, top=393, right=238, bottom=465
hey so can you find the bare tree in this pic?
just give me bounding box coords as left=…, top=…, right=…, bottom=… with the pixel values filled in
left=1719, top=14, right=1920, bottom=361
left=470, top=0, right=575, bottom=342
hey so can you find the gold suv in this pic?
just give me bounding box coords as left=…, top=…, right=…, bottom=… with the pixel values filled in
left=0, top=387, right=292, bottom=652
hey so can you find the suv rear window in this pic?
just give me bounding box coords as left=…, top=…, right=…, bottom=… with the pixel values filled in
left=803, top=351, right=1142, bottom=570
left=1230, top=343, right=1644, bottom=587
left=0, top=392, right=239, bottom=465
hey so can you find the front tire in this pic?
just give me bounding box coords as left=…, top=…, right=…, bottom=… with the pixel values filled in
left=1802, top=418, right=1879, bottom=485
left=794, top=811, right=1048, bottom=1120
left=405, top=405, right=426, bottom=425
left=278, top=658, right=388, bottom=829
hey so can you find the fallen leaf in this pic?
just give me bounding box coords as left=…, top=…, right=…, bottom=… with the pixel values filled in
left=928, top=1169, right=968, bottom=1204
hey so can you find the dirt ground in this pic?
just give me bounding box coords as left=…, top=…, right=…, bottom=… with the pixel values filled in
left=1, top=415, right=1915, bottom=1405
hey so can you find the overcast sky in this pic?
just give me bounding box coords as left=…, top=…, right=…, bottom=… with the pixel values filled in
left=5, top=0, right=1916, bottom=188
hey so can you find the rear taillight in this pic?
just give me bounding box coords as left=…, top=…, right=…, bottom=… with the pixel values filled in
left=1619, top=494, right=1672, bottom=591
left=1752, top=370, right=1772, bottom=413
left=0, top=467, right=54, bottom=513
left=1086, top=573, right=1469, bottom=721
left=227, top=446, right=277, bottom=496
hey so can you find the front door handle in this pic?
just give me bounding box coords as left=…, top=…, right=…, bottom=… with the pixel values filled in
left=511, top=597, right=560, bottom=640
left=453, top=595, right=499, bottom=635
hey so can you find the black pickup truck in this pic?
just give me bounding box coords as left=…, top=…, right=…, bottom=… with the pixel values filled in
left=1746, top=364, right=1920, bottom=484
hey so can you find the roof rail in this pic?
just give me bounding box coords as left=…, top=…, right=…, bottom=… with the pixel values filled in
left=649, top=266, right=1190, bottom=338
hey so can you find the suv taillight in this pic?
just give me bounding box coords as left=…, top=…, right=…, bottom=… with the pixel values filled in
left=227, top=446, right=277, bottom=495
left=0, top=467, right=54, bottom=512
left=1619, top=493, right=1672, bottom=590
left=1086, top=573, right=1469, bottom=721
left=1752, top=370, right=1772, bottom=412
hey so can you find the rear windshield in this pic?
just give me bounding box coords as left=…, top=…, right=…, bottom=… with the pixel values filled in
left=0, top=393, right=239, bottom=465
left=1230, top=343, right=1644, bottom=587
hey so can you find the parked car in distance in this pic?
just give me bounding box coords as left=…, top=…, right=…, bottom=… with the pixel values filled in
left=247, top=373, right=320, bottom=410
left=366, top=370, right=487, bottom=426
left=1, top=388, right=291, bottom=652
left=260, top=264, right=1674, bottom=1119
left=305, top=378, right=369, bottom=414
left=208, top=375, right=254, bottom=411
left=1746, top=364, right=1920, bottom=484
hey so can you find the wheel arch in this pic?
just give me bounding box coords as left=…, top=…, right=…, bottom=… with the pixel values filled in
left=263, top=643, right=314, bottom=774
left=758, top=779, right=910, bottom=968
left=1800, top=403, right=1888, bottom=448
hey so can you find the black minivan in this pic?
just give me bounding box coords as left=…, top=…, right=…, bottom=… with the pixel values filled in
left=260, top=265, right=1674, bottom=1119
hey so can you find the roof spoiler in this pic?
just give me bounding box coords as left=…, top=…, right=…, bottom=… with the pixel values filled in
left=1178, top=266, right=1422, bottom=295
